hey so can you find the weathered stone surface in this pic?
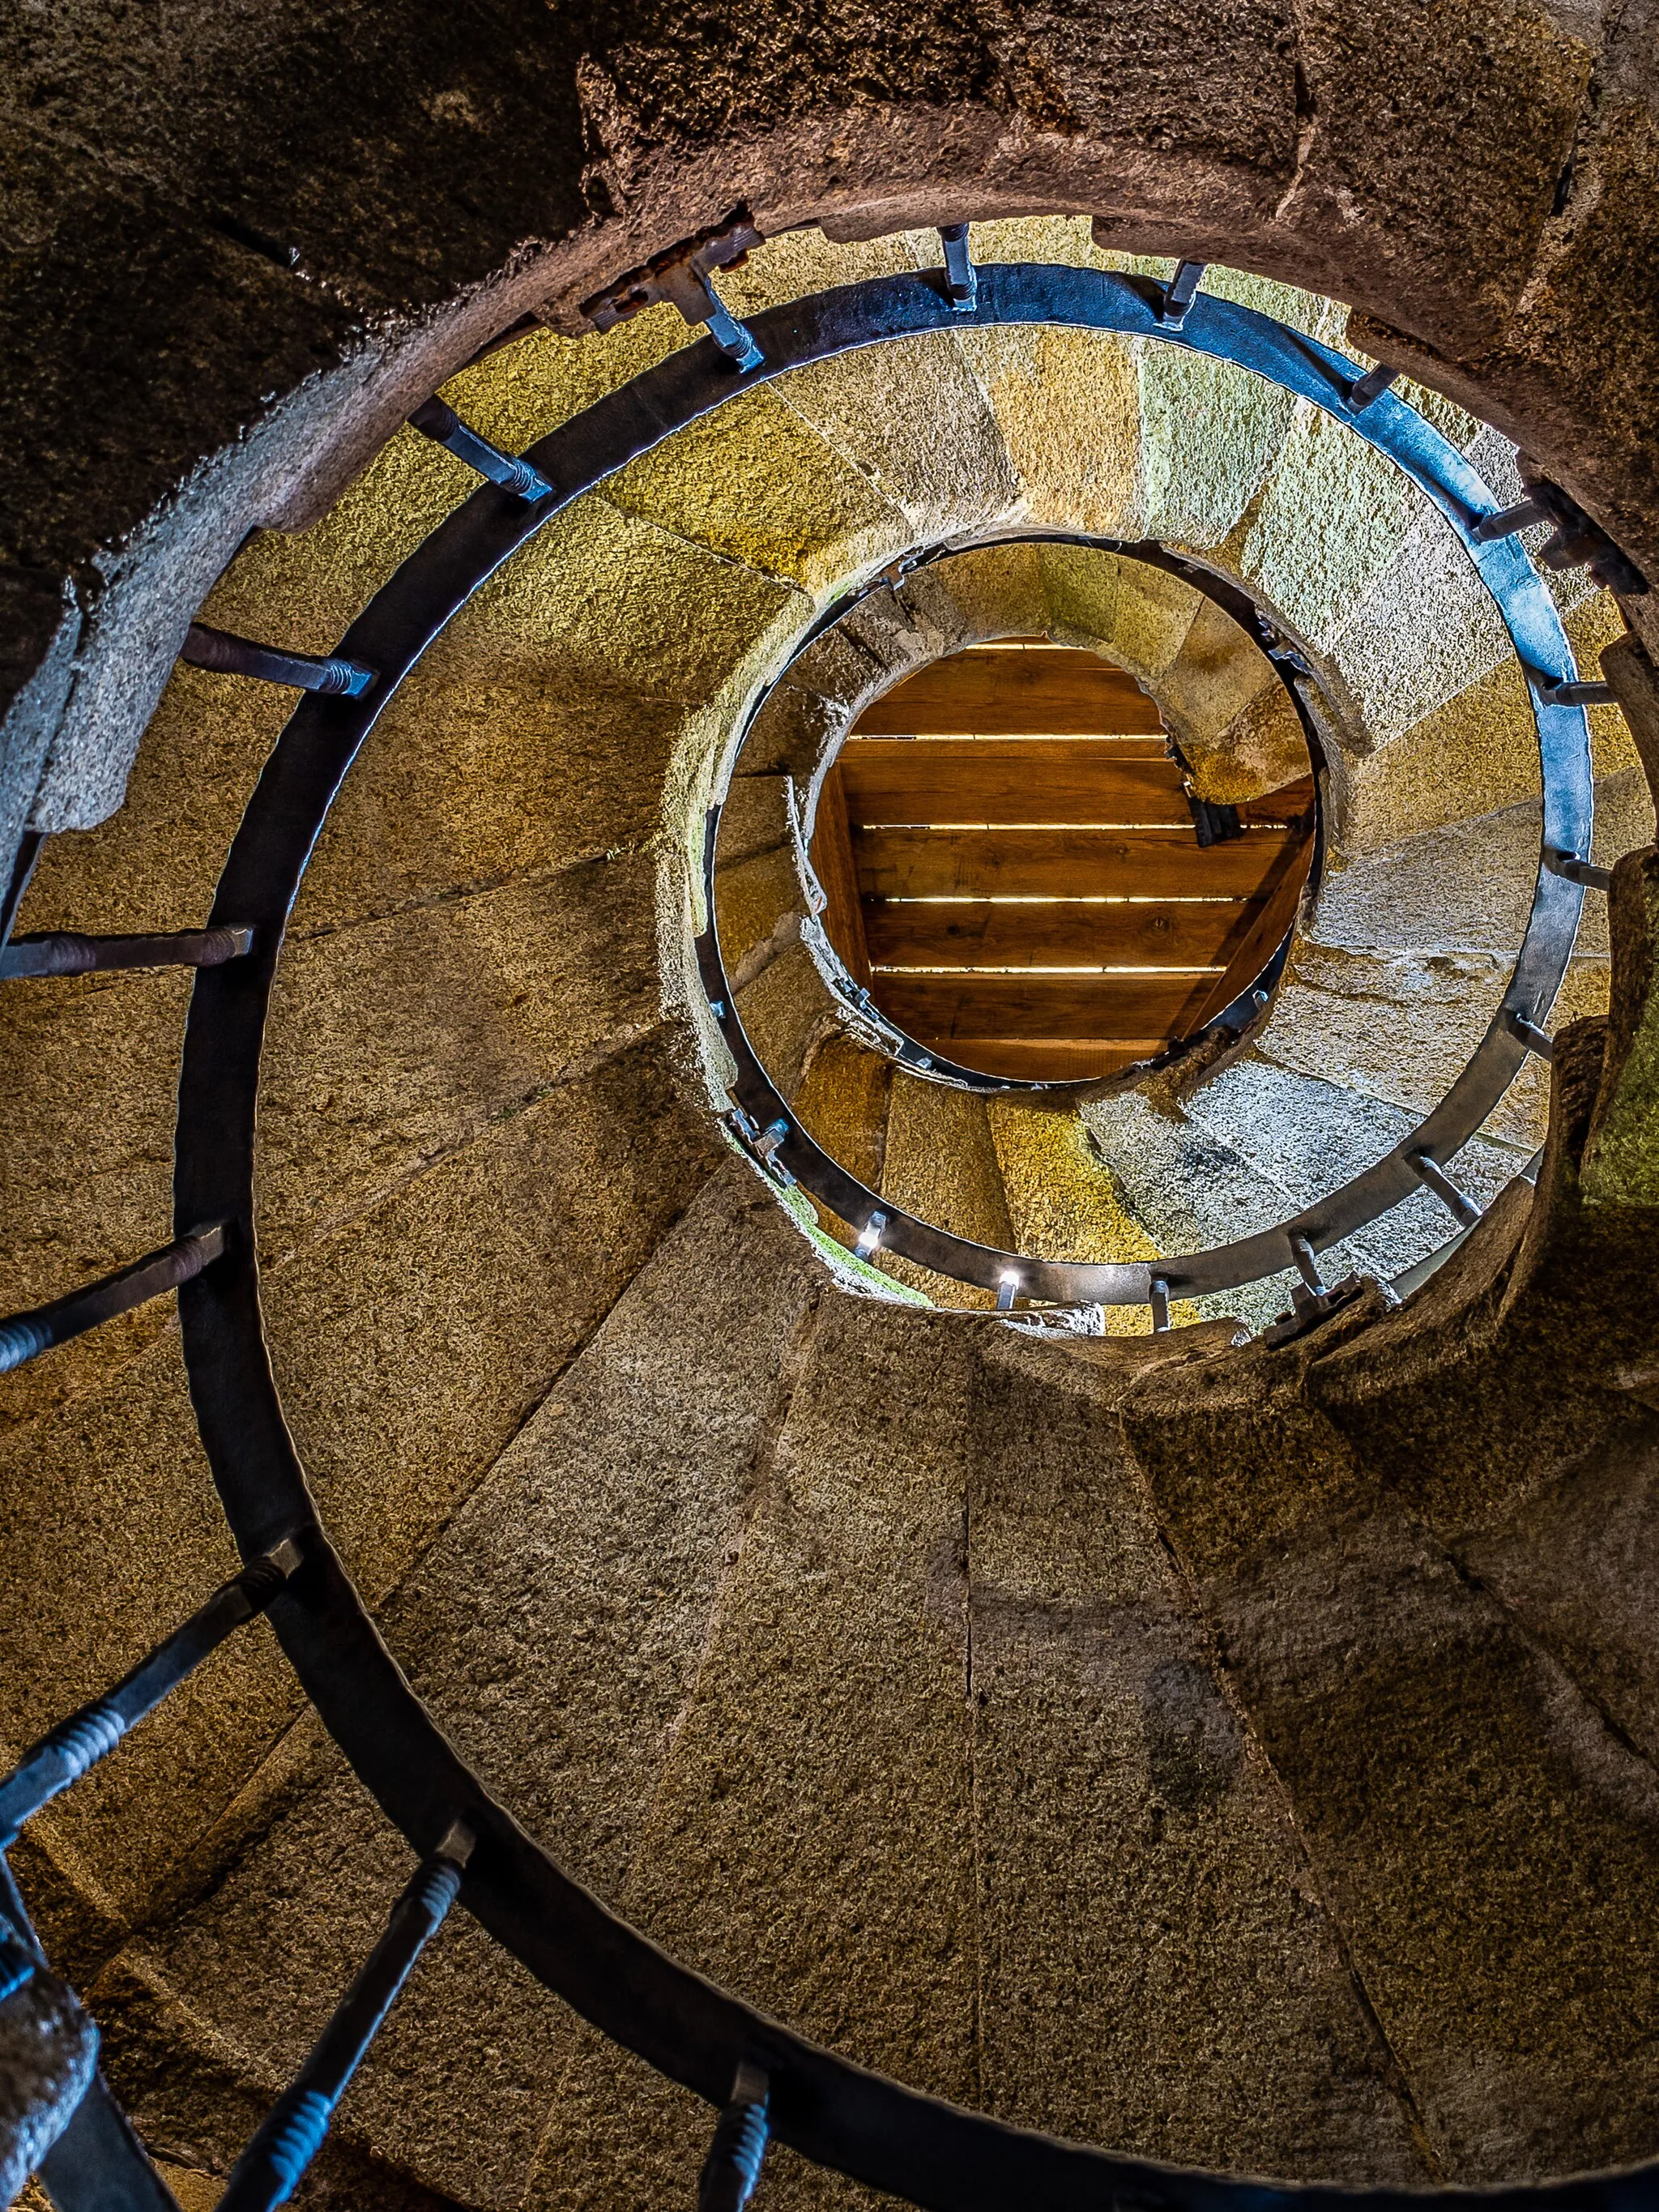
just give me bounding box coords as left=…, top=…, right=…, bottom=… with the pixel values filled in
left=774, top=334, right=1022, bottom=544
left=260, top=856, right=663, bottom=1258
left=985, top=1096, right=1191, bottom=1334
left=958, top=327, right=1143, bottom=537
left=710, top=844, right=803, bottom=987
left=1602, top=630, right=1659, bottom=803
left=526, top=1299, right=983, bottom=2208
left=599, top=385, right=911, bottom=594
left=1581, top=848, right=1659, bottom=1206
left=879, top=1075, right=1013, bottom=1308
left=1153, top=595, right=1287, bottom=767
left=791, top=1033, right=893, bottom=1238
left=899, top=540, right=1050, bottom=648
left=732, top=940, right=834, bottom=1102
left=1138, top=318, right=1304, bottom=553
left=264, top=1031, right=723, bottom=1609
left=1258, top=945, right=1610, bottom=1147
left=0, top=1333, right=286, bottom=1933
left=1039, top=545, right=1201, bottom=681
left=714, top=771, right=793, bottom=869
left=106, top=1166, right=824, bottom=2206
left=0, top=1955, right=99, bottom=2207
left=965, top=1328, right=1425, bottom=2176
left=1203, top=677, right=1314, bottom=802
left=1241, top=404, right=1428, bottom=651
left=0, top=968, right=194, bottom=1436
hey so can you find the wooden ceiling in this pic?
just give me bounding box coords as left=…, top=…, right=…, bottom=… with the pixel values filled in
left=811, top=642, right=1315, bottom=1082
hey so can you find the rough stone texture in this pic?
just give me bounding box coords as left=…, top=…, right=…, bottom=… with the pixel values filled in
left=1040, top=545, right=1201, bottom=682
left=0, top=1959, right=99, bottom=2208
left=97, top=1167, right=823, bottom=2206
left=710, top=844, right=803, bottom=989
left=791, top=1035, right=893, bottom=1253
left=1153, top=596, right=1293, bottom=779
left=1603, top=630, right=1659, bottom=803
left=1205, top=678, right=1316, bottom=802
left=878, top=1075, right=1015, bottom=1309
left=1259, top=946, right=1611, bottom=1147
left=1581, top=848, right=1659, bottom=1206
left=983, top=1096, right=1207, bottom=1335
left=963, top=1327, right=1425, bottom=2176
left=957, top=327, right=1145, bottom=538
left=1240, top=404, right=1429, bottom=652
left=258, top=857, right=664, bottom=1258
left=0, top=967, right=197, bottom=1437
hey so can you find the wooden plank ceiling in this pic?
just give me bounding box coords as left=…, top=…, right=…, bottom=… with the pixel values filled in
left=811, top=642, right=1315, bottom=1082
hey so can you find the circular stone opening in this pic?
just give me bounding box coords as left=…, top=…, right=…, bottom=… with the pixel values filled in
left=809, top=634, right=1317, bottom=1083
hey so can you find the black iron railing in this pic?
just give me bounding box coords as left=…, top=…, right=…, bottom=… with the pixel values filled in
left=0, top=232, right=1637, bottom=2212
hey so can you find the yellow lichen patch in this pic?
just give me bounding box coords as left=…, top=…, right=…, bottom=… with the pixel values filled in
left=987, top=1098, right=1197, bottom=1335
left=771, top=333, right=1021, bottom=540
left=1240, top=404, right=1430, bottom=651
left=598, top=383, right=911, bottom=591
left=791, top=1032, right=895, bottom=1253
left=1343, top=657, right=1543, bottom=852
left=879, top=1075, right=1014, bottom=1309
left=1039, top=544, right=1202, bottom=681
left=957, top=324, right=1144, bottom=537
left=437, top=303, right=694, bottom=456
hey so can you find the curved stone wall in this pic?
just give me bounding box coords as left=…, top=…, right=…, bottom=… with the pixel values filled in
left=0, top=154, right=1657, bottom=2212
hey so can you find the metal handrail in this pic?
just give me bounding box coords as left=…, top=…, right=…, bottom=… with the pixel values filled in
left=3, top=255, right=1638, bottom=2212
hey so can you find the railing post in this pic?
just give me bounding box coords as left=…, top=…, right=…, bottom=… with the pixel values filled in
left=936, top=225, right=977, bottom=311
left=0, top=1224, right=230, bottom=1374
left=0, top=1540, right=303, bottom=1846
left=697, top=2061, right=770, bottom=2212
left=407, top=398, right=552, bottom=501
left=218, top=1824, right=473, bottom=2212
left=1407, top=1151, right=1483, bottom=1231
left=0, top=926, right=254, bottom=980
left=180, top=625, right=376, bottom=698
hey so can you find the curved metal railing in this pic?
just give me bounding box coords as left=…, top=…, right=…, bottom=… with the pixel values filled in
left=0, top=241, right=1636, bottom=2212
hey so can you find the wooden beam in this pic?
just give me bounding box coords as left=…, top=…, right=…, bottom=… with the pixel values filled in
left=808, top=765, right=872, bottom=990
left=855, top=647, right=1163, bottom=736
left=881, top=970, right=1219, bottom=1042
left=936, top=1040, right=1170, bottom=1080
left=1186, top=829, right=1316, bottom=1028
left=838, top=739, right=1192, bottom=826
left=855, top=825, right=1299, bottom=902
left=864, top=897, right=1263, bottom=971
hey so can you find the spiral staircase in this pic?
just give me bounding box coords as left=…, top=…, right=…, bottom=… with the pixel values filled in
left=0, top=202, right=1658, bottom=2212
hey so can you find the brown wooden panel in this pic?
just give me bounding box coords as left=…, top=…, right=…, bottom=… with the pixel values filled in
left=940, top=1040, right=1169, bottom=1080
left=864, top=897, right=1262, bottom=971
left=855, top=825, right=1299, bottom=902
left=809, top=764, right=872, bottom=990
left=1188, top=826, right=1316, bottom=1028
left=1238, top=775, right=1316, bottom=826
left=838, top=739, right=1191, bottom=826
left=855, top=647, right=1163, bottom=736
left=881, top=970, right=1218, bottom=1042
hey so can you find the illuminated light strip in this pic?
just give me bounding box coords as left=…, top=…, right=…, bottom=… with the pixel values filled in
left=872, top=963, right=1226, bottom=976
left=853, top=820, right=1291, bottom=831
left=884, top=894, right=1252, bottom=905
